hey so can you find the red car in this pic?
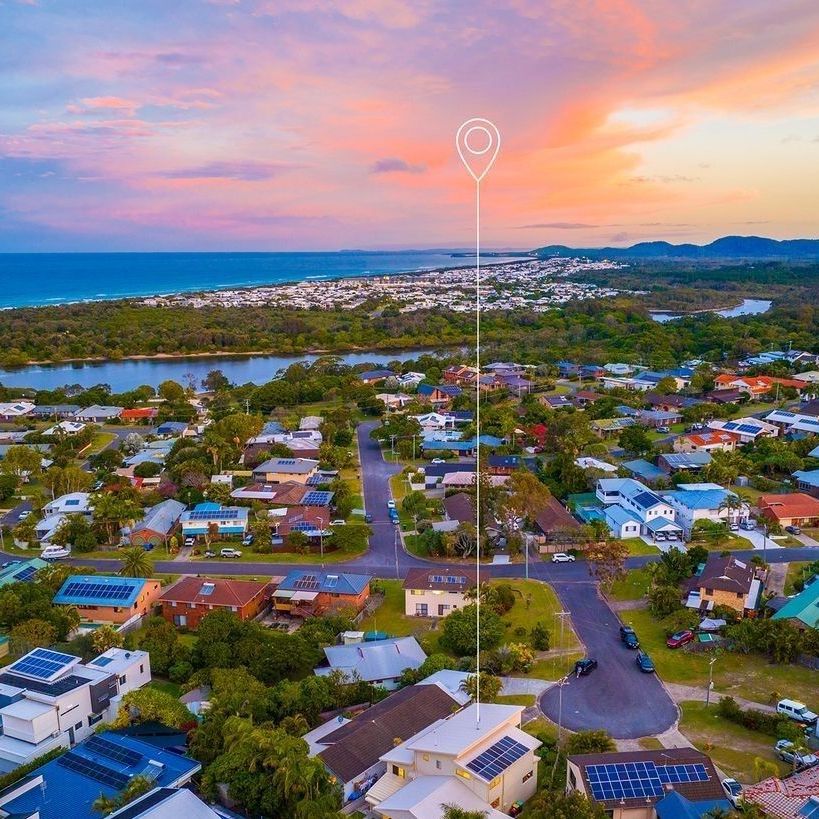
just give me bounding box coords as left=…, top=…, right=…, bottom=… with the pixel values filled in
left=666, top=630, right=694, bottom=649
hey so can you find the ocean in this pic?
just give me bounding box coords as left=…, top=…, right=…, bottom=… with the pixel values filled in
left=0, top=251, right=523, bottom=310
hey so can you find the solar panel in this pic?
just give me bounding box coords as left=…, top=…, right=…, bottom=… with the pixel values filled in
left=86, top=735, right=143, bottom=766
left=632, top=491, right=661, bottom=509
left=200, top=583, right=215, bottom=596
left=302, top=491, right=332, bottom=506
left=466, top=736, right=529, bottom=781
left=187, top=508, right=242, bottom=520
left=737, top=424, right=760, bottom=434
left=325, top=575, right=338, bottom=589
left=14, top=565, right=38, bottom=582
left=294, top=574, right=320, bottom=590
left=290, top=521, right=317, bottom=532
left=58, top=751, right=131, bottom=789
left=62, top=581, right=135, bottom=601
left=92, top=656, right=114, bottom=667
left=7, top=648, right=77, bottom=681
left=585, top=762, right=709, bottom=802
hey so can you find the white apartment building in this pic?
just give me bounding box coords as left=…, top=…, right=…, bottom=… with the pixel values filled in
left=0, top=646, right=151, bottom=772
left=366, top=704, right=540, bottom=819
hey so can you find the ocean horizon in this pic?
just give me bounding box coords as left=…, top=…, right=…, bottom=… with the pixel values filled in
left=0, top=250, right=525, bottom=310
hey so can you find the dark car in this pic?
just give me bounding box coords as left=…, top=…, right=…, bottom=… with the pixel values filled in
left=666, top=630, right=694, bottom=649
left=620, top=626, right=639, bottom=649
left=364, top=513, right=373, bottom=523
left=786, top=525, right=802, bottom=535
left=636, top=651, right=655, bottom=673
left=574, top=658, right=598, bottom=677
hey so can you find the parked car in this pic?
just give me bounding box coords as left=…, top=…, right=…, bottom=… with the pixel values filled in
left=18, top=510, right=30, bottom=520
left=183, top=536, right=196, bottom=547
left=656, top=426, right=671, bottom=434
left=551, top=552, right=575, bottom=563
left=721, top=778, right=743, bottom=808
left=620, top=626, right=639, bottom=649
left=574, top=658, right=598, bottom=677
left=729, top=522, right=739, bottom=531
left=219, top=548, right=242, bottom=558
left=330, top=519, right=346, bottom=526
left=387, top=500, right=397, bottom=509
left=364, top=513, right=373, bottom=523
left=242, top=534, right=254, bottom=546
left=777, top=699, right=818, bottom=725
left=203, top=550, right=216, bottom=558
left=741, top=519, right=756, bottom=530
left=431, top=458, right=445, bottom=464
left=775, top=739, right=818, bottom=769
left=635, top=651, right=655, bottom=673
left=41, top=545, right=71, bottom=560
left=666, top=630, right=694, bottom=649
left=786, top=525, right=802, bottom=535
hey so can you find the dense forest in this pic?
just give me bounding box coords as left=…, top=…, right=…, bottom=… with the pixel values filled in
left=0, top=263, right=816, bottom=369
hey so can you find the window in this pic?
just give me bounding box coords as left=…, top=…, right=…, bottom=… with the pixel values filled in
left=139, top=664, right=144, bottom=673
left=119, top=675, right=126, bottom=685
left=737, top=592, right=743, bottom=599
left=569, top=769, right=577, bottom=788
left=415, top=603, right=428, bottom=616
left=75, top=721, right=82, bottom=730
left=435, top=760, right=442, bottom=770
left=705, top=587, right=714, bottom=595
left=89, top=713, right=103, bottom=726
left=489, top=776, right=501, bottom=789
left=522, top=770, right=533, bottom=783
left=456, top=770, right=471, bottom=780
left=423, top=754, right=429, bottom=761
left=391, top=765, right=405, bottom=778
left=438, top=604, right=450, bottom=616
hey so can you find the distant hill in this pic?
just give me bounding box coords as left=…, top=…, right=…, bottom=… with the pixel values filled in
left=533, top=235, right=819, bottom=260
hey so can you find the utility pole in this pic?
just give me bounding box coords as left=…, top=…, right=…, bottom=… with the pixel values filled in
left=550, top=674, right=570, bottom=784
left=705, top=657, right=716, bottom=707
left=393, top=525, right=400, bottom=580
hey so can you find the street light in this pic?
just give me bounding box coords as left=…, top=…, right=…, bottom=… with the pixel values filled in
left=705, top=657, right=716, bottom=707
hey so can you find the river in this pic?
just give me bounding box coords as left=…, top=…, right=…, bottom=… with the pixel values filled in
left=649, top=298, right=772, bottom=323
left=0, top=350, right=436, bottom=392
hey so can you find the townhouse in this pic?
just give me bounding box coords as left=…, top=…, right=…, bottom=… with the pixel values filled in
left=403, top=567, right=477, bottom=618
left=0, top=646, right=150, bottom=772
left=365, top=703, right=540, bottom=818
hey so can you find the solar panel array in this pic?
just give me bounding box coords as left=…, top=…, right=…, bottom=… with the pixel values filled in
left=429, top=574, right=467, bottom=584
left=86, top=735, right=143, bottom=765
left=14, top=565, right=38, bottom=582
left=586, top=761, right=709, bottom=802
left=302, top=491, right=333, bottom=506
left=8, top=647, right=76, bottom=681
left=632, top=491, right=662, bottom=510
left=466, top=736, right=529, bottom=781
left=58, top=751, right=131, bottom=789
left=62, top=580, right=136, bottom=602
left=290, top=521, right=319, bottom=533
left=199, top=583, right=215, bottom=596
left=187, top=508, right=243, bottom=520
left=294, top=574, right=321, bottom=590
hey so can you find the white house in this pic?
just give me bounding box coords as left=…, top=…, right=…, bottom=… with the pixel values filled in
left=595, top=478, right=682, bottom=541
left=413, top=412, right=457, bottom=431
left=43, top=492, right=93, bottom=517
left=403, top=567, right=477, bottom=618
left=314, top=636, right=426, bottom=690
left=365, top=703, right=540, bottom=819
left=663, top=483, right=750, bottom=537
left=398, top=372, right=426, bottom=388
left=709, top=417, right=779, bottom=445
left=44, top=421, right=86, bottom=436
left=0, top=402, right=35, bottom=421
left=0, top=647, right=150, bottom=772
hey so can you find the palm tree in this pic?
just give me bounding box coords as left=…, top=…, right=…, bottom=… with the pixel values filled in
left=119, top=547, right=153, bottom=578
left=718, top=492, right=748, bottom=526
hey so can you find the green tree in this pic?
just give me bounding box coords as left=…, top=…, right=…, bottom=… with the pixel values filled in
left=92, top=492, right=141, bottom=543
left=655, top=376, right=679, bottom=394
left=93, top=775, right=154, bottom=816
left=618, top=425, right=654, bottom=457
left=649, top=584, right=683, bottom=618
left=442, top=807, right=487, bottom=819
left=440, top=605, right=504, bottom=656
left=111, top=687, right=192, bottom=729
left=158, top=380, right=185, bottom=402
left=51, top=514, right=99, bottom=552
left=524, top=789, right=607, bottom=818
left=531, top=621, right=551, bottom=651
left=459, top=672, right=503, bottom=703
left=0, top=446, right=43, bottom=481
left=564, top=729, right=616, bottom=755
left=119, top=547, right=153, bottom=578
left=10, top=618, right=56, bottom=655
left=91, top=624, right=124, bottom=654
left=585, top=538, right=629, bottom=589
left=137, top=617, right=183, bottom=675
left=43, top=464, right=93, bottom=498
left=0, top=474, right=18, bottom=502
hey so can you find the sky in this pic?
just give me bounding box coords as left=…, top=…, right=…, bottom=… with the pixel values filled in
left=4, top=0, right=819, bottom=251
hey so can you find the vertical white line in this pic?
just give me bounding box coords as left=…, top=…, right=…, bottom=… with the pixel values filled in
left=475, top=178, right=481, bottom=727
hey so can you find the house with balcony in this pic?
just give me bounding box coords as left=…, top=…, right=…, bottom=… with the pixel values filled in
left=365, top=703, right=540, bottom=819
left=0, top=647, right=150, bottom=772
left=663, top=484, right=750, bottom=537
left=403, top=567, right=477, bottom=618
left=273, top=570, right=371, bottom=616
left=179, top=502, right=248, bottom=539
left=595, top=478, right=682, bottom=541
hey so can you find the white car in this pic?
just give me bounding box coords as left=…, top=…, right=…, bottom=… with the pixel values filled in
left=219, top=548, right=242, bottom=559
left=330, top=519, right=346, bottom=526
left=721, top=778, right=742, bottom=808
left=18, top=510, right=31, bottom=520
left=551, top=552, right=576, bottom=563
left=387, top=500, right=397, bottom=509
left=431, top=458, right=445, bottom=464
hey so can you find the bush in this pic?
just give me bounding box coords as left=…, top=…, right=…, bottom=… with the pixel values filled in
left=531, top=621, right=550, bottom=651
left=658, top=609, right=699, bottom=638
left=716, top=696, right=797, bottom=737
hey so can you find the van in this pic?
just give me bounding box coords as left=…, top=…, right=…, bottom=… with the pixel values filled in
left=41, top=545, right=71, bottom=561
left=777, top=698, right=818, bottom=724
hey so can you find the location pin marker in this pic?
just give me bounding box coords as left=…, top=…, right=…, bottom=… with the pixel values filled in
left=456, top=117, right=500, bottom=182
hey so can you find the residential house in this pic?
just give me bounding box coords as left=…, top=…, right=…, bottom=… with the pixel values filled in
left=0, top=730, right=198, bottom=819
left=496, top=374, right=534, bottom=395
left=604, top=362, right=635, bottom=376
left=30, top=404, right=81, bottom=420
left=44, top=421, right=86, bottom=436
left=273, top=570, right=371, bottom=617
left=311, top=682, right=462, bottom=802
left=644, top=392, right=700, bottom=412
left=0, top=557, right=47, bottom=588
left=44, top=492, right=92, bottom=517
left=636, top=409, right=683, bottom=428
left=709, top=417, right=779, bottom=444
left=566, top=748, right=728, bottom=819
left=0, top=647, right=151, bottom=772
left=271, top=505, right=330, bottom=540
left=444, top=364, right=479, bottom=384
left=487, top=454, right=534, bottom=475
left=365, top=703, right=540, bottom=818
left=740, top=349, right=819, bottom=368
left=417, top=383, right=462, bottom=406
left=403, top=567, right=477, bottom=617
left=765, top=409, right=819, bottom=436
left=159, top=576, right=272, bottom=629
left=795, top=370, right=819, bottom=385
left=125, top=499, right=185, bottom=548
left=231, top=480, right=333, bottom=507
left=397, top=372, right=426, bottom=388
left=359, top=369, right=396, bottom=383
left=252, top=456, right=320, bottom=484
left=759, top=493, right=819, bottom=527
left=120, top=407, right=158, bottom=423
left=600, top=376, right=651, bottom=391
left=706, top=387, right=744, bottom=405
left=684, top=555, right=762, bottom=616
left=657, top=451, right=712, bottom=474
left=794, top=469, right=819, bottom=498
left=106, top=789, right=221, bottom=819
left=595, top=478, right=681, bottom=541
left=376, top=393, right=415, bottom=411
left=156, top=420, right=190, bottom=437
left=315, top=636, right=426, bottom=689
left=413, top=411, right=459, bottom=431
left=663, top=483, right=749, bottom=537
left=673, top=430, right=740, bottom=454
left=179, top=502, right=248, bottom=539
left=622, top=459, right=666, bottom=484
left=245, top=429, right=323, bottom=460
left=540, top=394, right=572, bottom=409
left=573, top=390, right=604, bottom=407
left=742, top=757, right=819, bottom=818
left=442, top=492, right=475, bottom=525
left=772, top=581, right=819, bottom=630
left=53, top=575, right=163, bottom=624
left=72, top=405, right=124, bottom=423
left=713, top=374, right=805, bottom=399
left=581, top=364, right=606, bottom=380
left=592, top=417, right=635, bottom=436
left=0, top=402, right=35, bottom=421
left=574, top=456, right=618, bottom=473
left=557, top=360, right=580, bottom=378
left=533, top=496, right=583, bottom=552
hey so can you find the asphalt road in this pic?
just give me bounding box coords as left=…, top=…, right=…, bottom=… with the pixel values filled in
left=0, top=500, right=33, bottom=528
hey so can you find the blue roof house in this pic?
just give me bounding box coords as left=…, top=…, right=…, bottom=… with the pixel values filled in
left=663, top=484, right=749, bottom=537
left=180, top=502, right=248, bottom=537
left=0, top=732, right=200, bottom=819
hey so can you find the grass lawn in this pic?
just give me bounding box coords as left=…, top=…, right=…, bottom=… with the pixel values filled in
left=147, top=679, right=182, bottom=698
left=87, top=431, right=117, bottom=455
left=358, top=578, right=582, bottom=678
left=785, top=561, right=811, bottom=595
left=608, top=566, right=653, bottom=601
left=638, top=738, right=664, bottom=750
left=625, top=608, right=819, bottom=705
left=496, top=694, right=536, bottom=707
left=522, top=716, right=558, bottom=743
left=622, top=538, right=660, bottom=557
left=679, top=701, right=789, bottom=783
left=389, top=474, right=409, bottom=504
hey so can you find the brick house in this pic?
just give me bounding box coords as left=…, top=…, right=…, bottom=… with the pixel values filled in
left=272, top=570, right=371, bottom=617
left=758, top=493, right=819, bottom=528
left=684, top=555, right=763, bottom=617
left=403, top=567, right=477, bottom=618
left=158, top=577, right=272, bottom=629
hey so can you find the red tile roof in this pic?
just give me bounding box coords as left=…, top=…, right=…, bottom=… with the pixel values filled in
left=759, top=493, right=819, bottom=520
left=159, top=576, right=271, bottom=607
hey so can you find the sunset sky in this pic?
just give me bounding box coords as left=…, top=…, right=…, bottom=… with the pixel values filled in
left=4, top=0, right=819, bottom=251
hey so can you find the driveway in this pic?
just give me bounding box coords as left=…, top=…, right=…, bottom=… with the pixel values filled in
left=538, top=579, right=679, bottom=739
